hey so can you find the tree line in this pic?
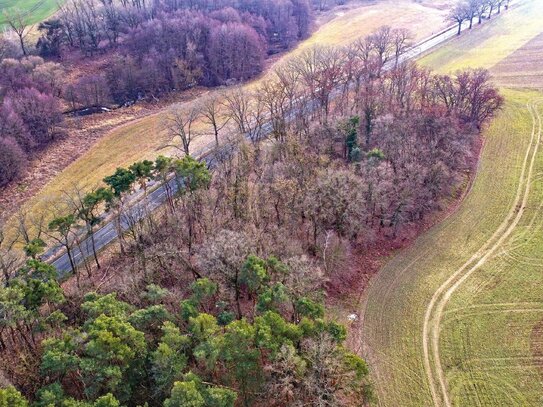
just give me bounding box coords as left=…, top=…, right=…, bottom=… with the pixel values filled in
left=449, top=0, right=510, bottom=35
left=0, top=25, right=503, bottom=406
left=35, top=0, right=314, bottom=102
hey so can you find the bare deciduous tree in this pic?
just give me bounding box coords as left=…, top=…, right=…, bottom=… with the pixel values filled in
left=449, top=3, right=467, bottom=35
left=475, top=0, right=489, bottom=24
left=164, top=104, right=201, bottom=156
left=198, top=229, right=255, bottom=318
left=223, top=87, right=266, bottom=144
left=391, top=28, right=412, bottom=67
left=200, top=93, right=230, bottom=147
left=289, top=46, right=345, bottom=123
left=2, top=8, right=33, bottom=56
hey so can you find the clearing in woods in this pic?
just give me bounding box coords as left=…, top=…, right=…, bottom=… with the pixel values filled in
left=360, top=0, right=543, bottom=406
left=2, top=0, right=449, bottom=235
left=0, top=0, right=61, bottom=25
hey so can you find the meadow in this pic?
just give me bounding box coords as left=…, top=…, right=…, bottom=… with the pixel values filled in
left=360, top=0, right=543, bottom=405
left=0, top=0, right=60, bottom=25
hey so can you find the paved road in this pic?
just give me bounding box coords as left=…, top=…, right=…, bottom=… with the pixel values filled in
left=43, top=22, right=462, bottom=276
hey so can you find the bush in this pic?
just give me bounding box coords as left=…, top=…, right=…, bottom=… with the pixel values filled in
left=9, top=88, right=63, bottom=146
left=0, top=137, right=27, bottom=187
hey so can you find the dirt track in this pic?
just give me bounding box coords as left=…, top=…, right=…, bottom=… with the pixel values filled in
left=422, top=99, right=542, bottom=406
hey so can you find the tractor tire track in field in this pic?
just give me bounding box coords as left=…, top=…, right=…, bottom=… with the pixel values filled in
left=358, top=122, right=486, bottom=404
left=422, top=99, right=543, bottom=407
left=444, top=302, right=543, bottom=315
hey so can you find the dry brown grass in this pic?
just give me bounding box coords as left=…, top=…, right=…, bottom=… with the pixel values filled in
left=420, top=0, right=543, bottom=74
left=290, top=0, right=448, bottom=49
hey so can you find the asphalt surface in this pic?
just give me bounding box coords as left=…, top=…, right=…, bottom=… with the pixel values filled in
left=43, top=22, right=461, bottom=277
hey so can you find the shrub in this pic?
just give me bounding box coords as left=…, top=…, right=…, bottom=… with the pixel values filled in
left=0, top=137, right=27, bottom=187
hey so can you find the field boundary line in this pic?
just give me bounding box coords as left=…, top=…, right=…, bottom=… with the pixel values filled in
left=422, top=98, right=543, bottom=407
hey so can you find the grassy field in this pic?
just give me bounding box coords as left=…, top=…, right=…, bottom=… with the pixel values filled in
left=0, top=0, right=61, bottom=25
left=297, top=0, right=448, bottom=48
left=360, top=0, right=543, bottom=406
left=2, top=0, right=449, bottom=235
left=422, top=1, right=543, bottom=74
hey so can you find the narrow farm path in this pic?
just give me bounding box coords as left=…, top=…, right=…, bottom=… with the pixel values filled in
left=359, top=91, right=543, bottom=406
left=359, top=1, right=543, bottom=405
left=423, top=99, right=542, bottom=407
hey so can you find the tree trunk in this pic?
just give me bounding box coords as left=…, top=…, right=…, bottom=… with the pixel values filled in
left=89, top=229, right=101, bottom=269
left=18, top=34, right=27, bottom=56
left=213, top=123, right=219, bottom=147
left=234, top=281, right=242, bottom=319
left=66, top=245, right=75, bottom=272
left=66, top=246, right=80, bottom=287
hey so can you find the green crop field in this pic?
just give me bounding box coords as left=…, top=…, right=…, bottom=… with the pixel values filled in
left=360, top=0, right=543, bottom=406
left=0, top=0, right=61, bottom=25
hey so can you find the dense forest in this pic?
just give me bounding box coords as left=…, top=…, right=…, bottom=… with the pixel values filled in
left=49, top=0, right=314, bottom=100
left=0, top=15, right=503, bottom=404
left=0, top=0, right=323, bottom=188
left=0, top=56, right=65, bottom=187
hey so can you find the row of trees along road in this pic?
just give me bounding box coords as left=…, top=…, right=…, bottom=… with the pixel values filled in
left=0, top=24, right=503, bottom=406
left=449, top=0, right=511, bottom=35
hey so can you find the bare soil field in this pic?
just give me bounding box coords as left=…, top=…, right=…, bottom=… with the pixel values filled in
left=491, top=32, right=543, bottom=89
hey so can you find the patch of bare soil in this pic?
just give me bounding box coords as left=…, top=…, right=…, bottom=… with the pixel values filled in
left=491, top=32, right=543, bottom=89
